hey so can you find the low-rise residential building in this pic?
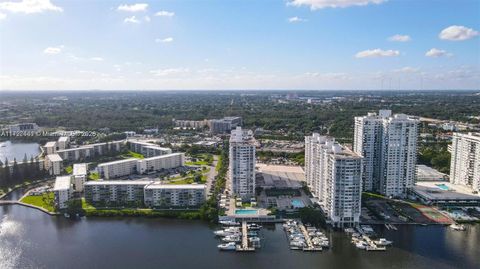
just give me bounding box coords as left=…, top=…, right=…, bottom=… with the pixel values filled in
left=45, top=154, right=63, bottom=175
left=84, top=180, right=151, bottom=206
left=97, top=158, right=138, bottom=179
left=144, top=184, right=206, bottom=208
left=97, top=153, right=185, bottom=179
left=128, top=140, right=172, bottom=157
left=56, top=140, right=124, bottom=161
left=53, top=176, right=73, bottom=209
left=210, top=117, right=242, bottom=134
left=72, top=163, right=88, bottom=192
left=57, top=147, right=93, bottom=161
left=137, top=153, right=185, bottom=174
left=84, top=181, right=206, bottom=208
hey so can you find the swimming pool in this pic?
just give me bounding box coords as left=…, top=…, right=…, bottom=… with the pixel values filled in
left=291, top=199, right=305, bottom=208
left=436, top=184, right=450, bottom=191
left=235, top=209, right=259, bottom=215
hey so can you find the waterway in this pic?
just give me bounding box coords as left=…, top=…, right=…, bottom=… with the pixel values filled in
left=0, top=141, right=41, bottom=162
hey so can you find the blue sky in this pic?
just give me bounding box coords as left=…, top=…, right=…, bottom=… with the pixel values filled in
left=0, top=0, right=479, bottom=90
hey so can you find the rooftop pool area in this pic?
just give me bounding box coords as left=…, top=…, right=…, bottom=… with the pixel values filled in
left=291, top=199, right=305, bottom=208
left=235, top=209, right=259, bottom=215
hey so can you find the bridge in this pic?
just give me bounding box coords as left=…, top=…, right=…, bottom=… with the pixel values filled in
left=0, top=200, right=17, bottom=205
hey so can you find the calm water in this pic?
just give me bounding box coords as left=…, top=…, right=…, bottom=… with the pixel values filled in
left=1, top=193, right=478, bottom=269
left=0, top=141, right=40, bottom=162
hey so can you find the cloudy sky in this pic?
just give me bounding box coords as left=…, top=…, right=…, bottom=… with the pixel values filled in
left=0, top=0, right=479, bottom=90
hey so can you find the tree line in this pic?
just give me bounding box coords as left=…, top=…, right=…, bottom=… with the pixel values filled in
left=0, top=155, right=48, bottom=190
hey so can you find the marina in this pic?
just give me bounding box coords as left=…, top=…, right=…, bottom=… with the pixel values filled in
left=215, top=221, right=260, bottom=252
left=350, top=226, right=391, bottom=251
left=283, top=219, right=329, bottom=252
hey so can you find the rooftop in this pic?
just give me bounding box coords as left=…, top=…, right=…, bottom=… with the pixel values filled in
left=58, top=136, right=69, bottom=142
left=143, top=152, right=184, bottom=161
left=47, top=154, right=62, bottom=162
left=53, top=176, right=71, bottom=191
left=145, top=183, right=206, bottom=190
left=73, top=163, right=88, bottom=176
left=44, top=141, right=57, bottom=147
left=98, top=158, right=138, bottom=166
left=413, top=181, right=480, bottom=202
left=85, top=180, right=152, bottom=186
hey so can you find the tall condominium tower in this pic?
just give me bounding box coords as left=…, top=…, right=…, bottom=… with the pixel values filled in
left=229, top=127, right=256, bottom=201
left=305, top=134, right=363, bottom=227
left=354, top=110, right=419, bottom=198
left=450, top=132, right=480, bottom=192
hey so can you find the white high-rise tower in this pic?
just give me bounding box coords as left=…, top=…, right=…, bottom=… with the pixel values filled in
left=229, top=127, right=256, bottom=201
left=354, top=110, right=418, bottom=197
left=305, top=134, right=363, bottom=227
left=450, top=132, right=480, bottom=192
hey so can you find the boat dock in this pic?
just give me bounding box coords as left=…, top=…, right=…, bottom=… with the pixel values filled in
left=236, top=221, right=255, bottom=252
left=299, top=223, right=322, bottom=251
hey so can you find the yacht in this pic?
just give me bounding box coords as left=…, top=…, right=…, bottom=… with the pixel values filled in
left=213, top=229, right=240, bottom=237
left=450, top=223, right=466, bottom=231
left=247, top=223, right=262, bottom=230
left=374, top=238, right=393, bottom=246
left=219, top=220, right=240, bottom=226
left=355, top=241, right=368, bottom=250
left=222, top=235, right=241, bottom=242
left=217, top=242, right=236, bottom=251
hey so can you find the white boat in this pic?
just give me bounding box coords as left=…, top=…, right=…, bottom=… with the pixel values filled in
left=218, top=242, right=236, bottom=251
left=450, top=223, right=466, bottom=231
left=213, top=230, right=241, bottom=236
left=355, top=241, right=368, bottom=249
left=222, top=235, right=241, bottom=242
left=219, top=220, right=240, bottom=226
left=374, top=238, right=393, bottom=246
left=247, top=223, right=262, bottom=230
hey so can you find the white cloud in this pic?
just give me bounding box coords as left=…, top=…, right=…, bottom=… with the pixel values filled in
left=0, top=0, right=62, bottom=14
left=90, top=57, right=104, bottom=61
left=439, top=25, right=479, bottom=41
left=43, top=46, right=63, bottom=54
left=150, top=68, right=189, bottom=77
left=394, top=67, right=419, bottom=73
left=117, top=3, right=148, bottom=12
left=144, top=15, right=150, bottom=22
left=288, top=16, right=306, bottom=23
left=425, top=48, right=451, bottom=57
left=124, top=15, right=140, bottom=24
left=388, top=34, right=411, bottom=42
left=154, top=10, right=174, bottom=17
left=355, top=49, right=400, bottom=58
left=0, top=12, right=6, bottom=20
left=155, top=37, right=174, bottom=43
left=287, top=0, right=385, bottom=10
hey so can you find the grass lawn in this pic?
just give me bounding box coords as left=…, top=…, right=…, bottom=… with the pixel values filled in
left=122, top=150, right=144, bottom=159
left=20, top=192, right=56, bottom=212
left=88, top=172, right=100, bottom=181
left=65, top=165, right=73, bottom=174
left=168, top=178, right=194, bottom=184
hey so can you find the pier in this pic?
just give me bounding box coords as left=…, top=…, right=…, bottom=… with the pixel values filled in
left=236, top=221, right=255, bottom=252
left=298, top=223, right=322, bottom=251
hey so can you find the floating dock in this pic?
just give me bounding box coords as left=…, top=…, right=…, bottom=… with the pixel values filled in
left=235, top=221, right=255, bottom=252
left=298, top=223, right=322, bottom=251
